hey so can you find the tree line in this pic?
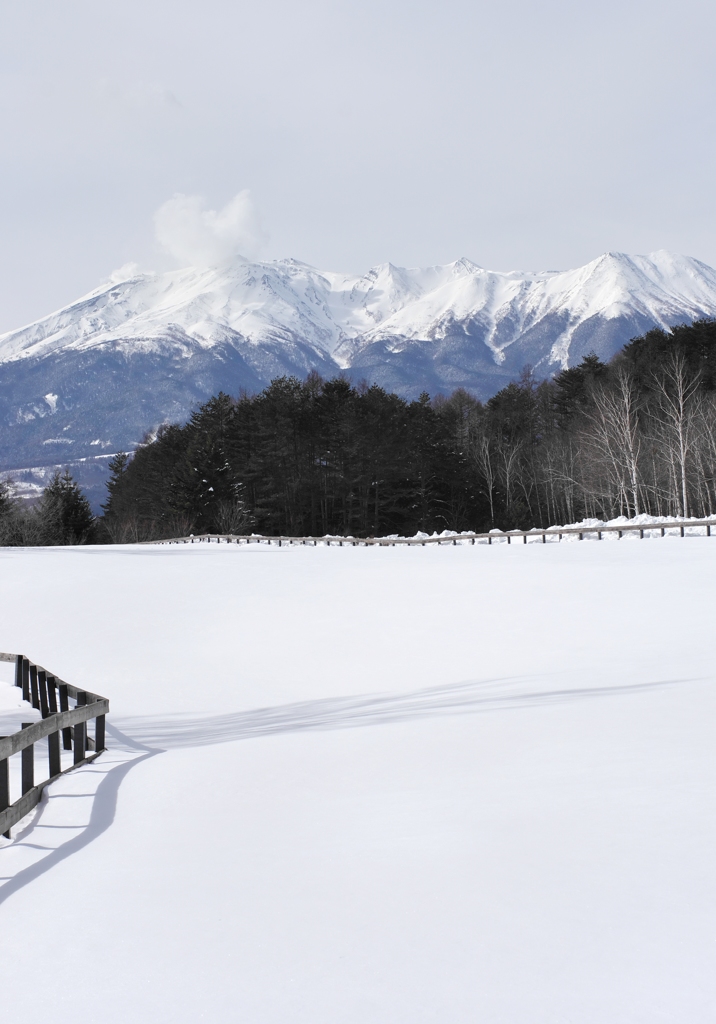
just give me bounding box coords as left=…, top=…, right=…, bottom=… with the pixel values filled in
left=100, top=317, right=716, bottom=539
left=4, top=318, right=716, bottom=544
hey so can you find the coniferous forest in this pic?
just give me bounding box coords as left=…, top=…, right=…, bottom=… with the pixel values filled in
left=4, top=319, right=716, bottom=543
left=100, top=318, right=716, bottom=540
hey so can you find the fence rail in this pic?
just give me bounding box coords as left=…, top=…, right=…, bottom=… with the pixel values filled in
left=143, top=518, right=716, bottom=548
left=0, top=652, right=108, bottom=839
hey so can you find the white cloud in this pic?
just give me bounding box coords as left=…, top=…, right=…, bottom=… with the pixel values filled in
left=106, top=262, right=142, bottom=284
left=153, top=190, right=267, bottom=267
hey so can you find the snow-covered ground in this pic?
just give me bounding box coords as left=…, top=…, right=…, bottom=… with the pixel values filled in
left=1, top=538, right=715, bottom=1022
left=0, top=676, right=39, bottom=734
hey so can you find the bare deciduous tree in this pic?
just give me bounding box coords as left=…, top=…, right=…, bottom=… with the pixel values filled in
left=648, top=352, right=701, bottom=517
left=582, top=368, right=643, bottom=517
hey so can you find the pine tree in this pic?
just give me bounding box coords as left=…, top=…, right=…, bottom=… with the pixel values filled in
left=102, top=452, right=130, bottom=513
left=0, top=479, right=18, bottom=544
left=39, top=471, right=95, bottom=544
left=0, top=479, right=15, bottom=519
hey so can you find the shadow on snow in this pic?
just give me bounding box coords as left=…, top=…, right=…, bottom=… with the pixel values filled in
left=0, top=673, right=693, bottom=906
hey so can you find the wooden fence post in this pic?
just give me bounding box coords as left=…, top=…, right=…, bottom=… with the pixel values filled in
left=29, top=664, right=39, bottom=711
left=0, top=749, right=9, bottom=838
left=59, top=684, right=72, bottom=750
left=15, top=654, right=22, bottom=689
left=48, top=727, right=61, bottom=779
left=47, top=676, right=58, bottom=714
left=38, top=670, right=49, bottom=718
left=95, top=714, right=106, bottom=753
left=21, top=724, right=34, bottom=794
left=74, top=692, right=87, bottom=764
left=22, top=658, right=30, bottom=703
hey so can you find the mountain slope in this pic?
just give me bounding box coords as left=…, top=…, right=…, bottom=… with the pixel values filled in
left=1, top=249, right=715, bottom=470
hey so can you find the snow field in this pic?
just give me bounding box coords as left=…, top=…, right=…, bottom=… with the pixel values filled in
left=0, top=539, right=715, bottom=1022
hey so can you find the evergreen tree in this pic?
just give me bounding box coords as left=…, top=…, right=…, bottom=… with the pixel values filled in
left=102, top=452, right=130, bottom=512
left=38, top=471, right=95, bottom=544
left=0, top=479, right=18, bottom=544
left=619, top=319, right=716, bottom=391
left=553, top=353, right=609, bottom=422
left=0, top=479, right=15, bottom=519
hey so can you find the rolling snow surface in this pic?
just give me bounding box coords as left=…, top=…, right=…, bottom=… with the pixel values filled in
left=0, top=536, right=715, bottom=1022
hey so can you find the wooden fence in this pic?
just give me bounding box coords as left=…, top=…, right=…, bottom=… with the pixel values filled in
left=0, top=653, right=108, bottom=839
left=144, top=518, right=716, bottom=547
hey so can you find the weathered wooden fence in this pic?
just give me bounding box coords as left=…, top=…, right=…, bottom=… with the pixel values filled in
left=144, top=518, right=716, bottom=547
left=0, top=653, right=108, bottom=839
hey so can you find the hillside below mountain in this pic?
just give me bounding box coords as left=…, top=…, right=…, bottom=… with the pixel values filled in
left=1, top=249, right=715, bottom=472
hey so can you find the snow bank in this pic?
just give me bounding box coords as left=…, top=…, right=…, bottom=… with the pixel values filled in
left=533, top=511, right=716, bottom=542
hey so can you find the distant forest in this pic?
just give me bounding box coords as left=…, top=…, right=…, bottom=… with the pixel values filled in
left=4, top=319, right=716, bottom=544
left=98, top=318, right=716, bottom=541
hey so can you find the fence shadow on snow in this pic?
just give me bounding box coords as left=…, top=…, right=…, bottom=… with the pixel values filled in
left=0, top=671, right=695, bottom=907
left=112, top=675, right=690, bottom=750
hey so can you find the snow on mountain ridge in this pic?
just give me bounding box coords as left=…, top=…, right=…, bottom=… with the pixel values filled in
left=5, top=249, right=716, bottom=373
left=3, top=249, right=716, bottom=475
left=339, top=250, right=716, bottom=366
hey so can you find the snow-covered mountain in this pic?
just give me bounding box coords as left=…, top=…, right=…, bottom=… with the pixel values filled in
left=1, top=249, right=716, bottom=472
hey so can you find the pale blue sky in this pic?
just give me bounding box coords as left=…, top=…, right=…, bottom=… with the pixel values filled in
left=0, top=0, right=714, bottom=332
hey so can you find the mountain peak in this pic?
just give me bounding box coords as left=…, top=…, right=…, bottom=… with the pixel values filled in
left=2, top=249, right=716, bottom=472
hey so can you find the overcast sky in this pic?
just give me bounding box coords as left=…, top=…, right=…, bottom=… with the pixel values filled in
left=1, top=0, right=715, bottom=332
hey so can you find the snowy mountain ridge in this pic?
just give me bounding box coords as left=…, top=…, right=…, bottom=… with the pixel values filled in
left=1, top=248, right=716, bottom=476
left=2, top=249, right=716, bottom=372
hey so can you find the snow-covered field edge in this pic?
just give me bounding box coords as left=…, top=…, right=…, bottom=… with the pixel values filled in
left=167, top=512, right=716, bottom=546
left=404, top=512, right=716, bottom=543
